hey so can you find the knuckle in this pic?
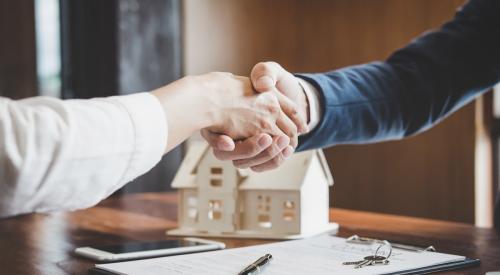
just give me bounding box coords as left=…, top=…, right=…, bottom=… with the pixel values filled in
left=259, top=120, right=272, bottom=131
left=288, top=123, right=298, bottom=136
left=256, top=61, right=267, bottom=69
left=259, top=61, right=273, bottom=71
left=268, top=104, right=280, bottom=116
left=248, top=142, right=262, bottom=156
left=264, top=145, right=278, bottom=158
left=271, top=154, right=283, bottom=166
left=253, top=62, right=270, bottom=76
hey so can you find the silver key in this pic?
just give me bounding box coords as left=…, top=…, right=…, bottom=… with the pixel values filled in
left=365, top=255, right=390, bottom=266
left=343, top=256, right=374, bottom=267
left=343, top=240, right=393, bottom=269
left=343, top=255, right=389, bottom=269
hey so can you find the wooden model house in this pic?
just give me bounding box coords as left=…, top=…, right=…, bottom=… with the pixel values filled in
left=167, top=142, right=337, bottom=239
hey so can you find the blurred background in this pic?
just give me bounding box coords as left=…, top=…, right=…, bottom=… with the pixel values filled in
left=1, top=0, right=498, bottom=227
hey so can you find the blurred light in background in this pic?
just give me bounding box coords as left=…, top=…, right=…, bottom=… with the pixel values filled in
left=494, top=83, right=500, bottom=118
left=35, top=0, right=61, bottom=97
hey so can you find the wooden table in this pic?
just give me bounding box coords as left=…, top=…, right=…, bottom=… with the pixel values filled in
left=0, top=192, right=499, bottom=275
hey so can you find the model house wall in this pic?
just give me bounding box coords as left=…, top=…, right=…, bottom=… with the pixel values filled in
left=169, top=142, right=337, bottom=239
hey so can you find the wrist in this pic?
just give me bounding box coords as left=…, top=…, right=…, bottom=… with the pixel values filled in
left=296, top=80, right=310, bottom=127
left=188, top=73, right=230, bottom=129
left=151, top=75, right=218, bottom=152
left=297, top=78, right=321, bottom=134
left=180, top=75, right=220, bottom=129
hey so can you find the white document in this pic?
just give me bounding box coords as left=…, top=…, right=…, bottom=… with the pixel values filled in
left=95, top=235, right=465, bottom=275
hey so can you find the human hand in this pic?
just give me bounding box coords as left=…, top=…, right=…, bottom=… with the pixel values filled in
left=202, top=62, right=309, bottom=172
left=152, top=71, right=300, bottom=152
left=200, top=72, right=301, bottom=145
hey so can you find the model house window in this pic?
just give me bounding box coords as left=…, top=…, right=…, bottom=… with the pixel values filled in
left=210, top=179, right=223, bottom=187
left=282, top=199, right=296, bottom=221
left=188, top=208, right=198, bottom=220
left=208, top=200, right=222, bottom=220
left=188, top=196, right=197, bottom=207
left=258, top=214, right=272, bottom=228
left=187, top=196, right=198, bottom=220
left=257, top=195, right=272, bottom=228
left=211, top=167, right=223, bottom=174
left=209, top=167, right=223, bottom=187
left=284, top=200, right=295, bottom=209
left=282, top=212, right=295, bottom=221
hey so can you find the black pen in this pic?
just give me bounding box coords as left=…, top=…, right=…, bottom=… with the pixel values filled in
left=238, top=254, right=273, bottom=275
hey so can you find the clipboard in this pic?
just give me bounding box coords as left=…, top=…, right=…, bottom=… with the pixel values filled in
left=383, top=257, right=480, bottom=274
left=88, top=256, right=480, bottom=275
left=89, top=258, right=480, bottom=275
left=88, top=235, right=481, bottom=275
left=344, top=234, right=480, bottom=274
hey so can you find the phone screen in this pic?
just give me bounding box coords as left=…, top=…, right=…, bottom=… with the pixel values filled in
left=94, top=240, right=205, bottom=254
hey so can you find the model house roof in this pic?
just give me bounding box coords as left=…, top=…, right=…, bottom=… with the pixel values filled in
left=171, top=142, right=207, bottom=188
left=171, top=142, right=333, bottom=190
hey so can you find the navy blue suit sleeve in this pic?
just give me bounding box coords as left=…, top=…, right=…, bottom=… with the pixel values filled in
left=297, top=0, right=500, bottom=151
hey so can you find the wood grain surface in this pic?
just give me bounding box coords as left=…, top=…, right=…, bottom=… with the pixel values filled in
left=0, top=192, right=498, bottom=275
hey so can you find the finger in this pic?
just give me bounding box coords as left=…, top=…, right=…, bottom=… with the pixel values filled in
left=250, top=151, right=285, bottom=172
left=250, top=61, right=284, bottom=92
left=213, top=133, right=272, bottom=161
left=274, top=91, right=308, bottom=134
left=251, top=145, right=294, bottom=172
left=233, top=135, right=290, bottom=169
left=201, top=130, right=235, bottom=151
left=276, top=112, right=298, bottom=148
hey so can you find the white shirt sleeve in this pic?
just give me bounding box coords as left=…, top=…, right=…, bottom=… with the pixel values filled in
left=0, top=92, right=167, bottom=217
left=297, top=78, right=322, bottom=132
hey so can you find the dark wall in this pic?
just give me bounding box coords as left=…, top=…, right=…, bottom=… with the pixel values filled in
left=0, top=1, right=37, bottom=99
left=60, top=0, right=183, bottom=192
left=60, top=0, right=118, bottom=99
left=116, top=0, right=183, bottom=192
left=117, top=0, right=182, bottom=94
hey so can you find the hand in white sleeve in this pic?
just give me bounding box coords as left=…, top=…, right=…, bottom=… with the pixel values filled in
left=0, top=93, right=167, bottom=217
left=0, top=72, right=301, bottom=217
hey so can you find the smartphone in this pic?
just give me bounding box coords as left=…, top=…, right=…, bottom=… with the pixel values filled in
left=74, top=237, right=225, bottom=262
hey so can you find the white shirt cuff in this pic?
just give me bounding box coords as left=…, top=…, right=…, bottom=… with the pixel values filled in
left=112, top=92, right=168, bottom=183
left=297, top=78, right=322, bottom=133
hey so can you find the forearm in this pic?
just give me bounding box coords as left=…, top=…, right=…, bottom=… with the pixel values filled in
left=0, top=93, right=166, bottom=217
left=152, top=76, right=217, bottom=152
left=298, top=0, right=500, bottom=151
left=0, top=71, right=289, bottom=216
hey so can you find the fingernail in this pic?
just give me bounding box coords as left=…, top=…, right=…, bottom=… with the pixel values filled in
left=283, top=146, right=294, bottom=159
left=258, top=135, right=272, bottom=148
left=251, top=167, right=262, bottom=173
left=277, top=136, right=289, bottom=148
left=217, top=140, right=232, bottom=151
left=256, top=76, right=274, bottom=89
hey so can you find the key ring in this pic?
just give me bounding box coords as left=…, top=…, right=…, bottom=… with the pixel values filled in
left=374, top=240, right=392, bottom=260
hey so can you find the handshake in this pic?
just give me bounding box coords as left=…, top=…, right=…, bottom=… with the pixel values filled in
left=152, top=61, right=309, bottom=172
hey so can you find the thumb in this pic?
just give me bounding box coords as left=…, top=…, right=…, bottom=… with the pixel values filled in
left=201, top=130, right=236, bottom=151
left=250, top=61, right=284, bottom=93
